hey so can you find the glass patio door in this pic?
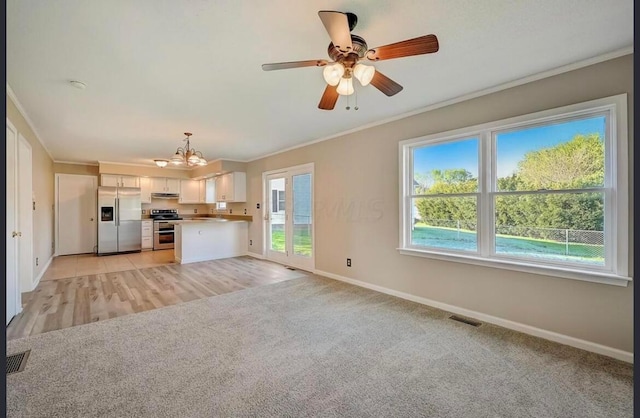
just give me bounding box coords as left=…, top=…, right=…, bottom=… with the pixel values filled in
left=264, top=165, right=314, bottom=271
left=266, top=174, right=288, bottom=265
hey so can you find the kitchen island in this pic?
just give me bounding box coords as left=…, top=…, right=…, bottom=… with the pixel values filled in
left=172, top=218, right=248, bottom=264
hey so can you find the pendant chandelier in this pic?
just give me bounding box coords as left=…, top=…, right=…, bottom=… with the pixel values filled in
left=156, top=132, right=207, bottom=167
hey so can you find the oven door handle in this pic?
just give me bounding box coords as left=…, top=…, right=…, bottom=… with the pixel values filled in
left=154, top=231, right=175, bottom=234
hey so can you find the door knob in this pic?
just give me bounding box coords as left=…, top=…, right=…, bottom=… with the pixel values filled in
left=12, top=231, right=18, bottom=237
left=18, top=232, right=22, bottom=237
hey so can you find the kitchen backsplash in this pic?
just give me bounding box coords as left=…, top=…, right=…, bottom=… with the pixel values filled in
left=141, top=199, right=247, bottom=216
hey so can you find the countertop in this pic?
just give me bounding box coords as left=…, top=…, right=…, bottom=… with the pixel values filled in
left=141, top=214, right=253, bottom=222
left=171, top=218, right=247, bottom=224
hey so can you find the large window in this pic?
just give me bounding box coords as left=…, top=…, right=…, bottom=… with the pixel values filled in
left=399, top=95, right=629, bottom=286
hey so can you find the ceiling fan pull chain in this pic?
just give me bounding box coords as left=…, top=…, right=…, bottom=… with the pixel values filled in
left=354, top=87, right=359, bottom=111
left=345, top=89, right=350, bottom=110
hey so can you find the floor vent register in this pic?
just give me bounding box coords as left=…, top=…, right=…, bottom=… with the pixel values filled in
left=6, top=350, right=30, bottom=375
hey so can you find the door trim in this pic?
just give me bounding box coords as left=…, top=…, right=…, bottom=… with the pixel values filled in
left=6, top=118, right=22, bottom=321
left=17, top=133, right=34, bottom=292
left=261, top=163, right=315, bottom=271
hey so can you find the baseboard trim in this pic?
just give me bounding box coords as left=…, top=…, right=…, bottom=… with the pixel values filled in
left=31, top=255, right=53, bottom=291
left=246, top=251, right=265, bottom=259
left=315, top=270, right=633, bottom=364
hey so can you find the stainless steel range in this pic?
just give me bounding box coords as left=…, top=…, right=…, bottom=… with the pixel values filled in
left=150, top=209, right=182, bottom=250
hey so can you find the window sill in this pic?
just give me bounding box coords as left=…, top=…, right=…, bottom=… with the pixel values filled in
left=397, top=248, right=631, bottom=287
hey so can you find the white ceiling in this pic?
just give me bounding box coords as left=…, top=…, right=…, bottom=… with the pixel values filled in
left=6, top=0, right=633, bottom=165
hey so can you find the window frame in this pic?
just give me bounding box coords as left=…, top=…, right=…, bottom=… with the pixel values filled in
left=398, top=94, right=629, bottom=286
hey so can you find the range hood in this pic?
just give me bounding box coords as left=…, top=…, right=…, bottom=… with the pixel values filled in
left=151, top=192, right=179, bottom=199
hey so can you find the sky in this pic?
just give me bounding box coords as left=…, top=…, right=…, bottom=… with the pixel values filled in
left=413, top=115, right=606, bottom=180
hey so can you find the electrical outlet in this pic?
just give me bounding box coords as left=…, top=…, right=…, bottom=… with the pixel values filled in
left=256, top=203, right=260, bottom=209
left=229, top=209, right=232, bottom=214
left=244, top=208, right=247, bottom=215
left=250, top=239, right=252, bottom=246
left=194, top=209, right=197, bottom=214
left=347, top=258, right=351, bottom=267
left=211, top=208, right=214, bottom=214
left=36, top=257, right=39, bottom=266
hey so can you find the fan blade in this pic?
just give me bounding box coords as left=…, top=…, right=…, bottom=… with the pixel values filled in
left=370, top=71, right=403, bottom=96
left=318, top=11, right=353, bottom=54
left=318, top=84, right=339, bottom=110
left=262, top=60, right=328, bottom=71
left=366, top=34, right=439, bottom=61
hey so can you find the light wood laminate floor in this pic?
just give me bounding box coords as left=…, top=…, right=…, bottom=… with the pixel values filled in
left=8, top=253, right=310, bottom=340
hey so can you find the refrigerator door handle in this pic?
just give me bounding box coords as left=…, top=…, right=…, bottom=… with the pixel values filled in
left=115, top=198, right=119, bottom=226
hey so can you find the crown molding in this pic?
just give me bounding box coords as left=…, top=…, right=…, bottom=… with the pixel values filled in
left=6, top=83, right=54, bottom=160
left=97, top=160, right=192, bottom=171
left=248, top=46, right=634, bottom=162
left=53, top=160, right=99, bottom=167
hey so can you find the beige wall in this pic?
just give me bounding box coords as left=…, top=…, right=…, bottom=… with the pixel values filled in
left=99, top=162, right=191, bottom=179
left=101, top=160, right=247, bottom=180
left=6, top=94, right=55, bottom=281
left=173, top=160, right=248, bottom=180
left=54, top=162, right=99, bottom=176
left=246, top=55, right=634, bottom=352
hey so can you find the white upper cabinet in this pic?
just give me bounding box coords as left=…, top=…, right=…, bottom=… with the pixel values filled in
left=120, top=175, right=139, bottom=188
left=198, top=179, right=207, bottom=203
left=166, top=178, right=180, bottom=194
left=151, top=177, right=181, bottom=194
left=101, top=174, right=139, bottom=188
left=101, top=174, right=119, bottom=187
left=151, top=178, right=167, bottom=193
left=214, top=175, right=226, bottom=202
left=179, top=180, right=200, bottom=204
left=215, top=172, right=246, bottom=202
left=139, top=177, right=152, bottom=203
left=205, top=178, right=216, bottom=203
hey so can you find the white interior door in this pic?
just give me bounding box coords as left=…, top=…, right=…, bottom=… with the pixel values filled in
left=6, top=120, right=21, bottom=323
left=18, top=134, right=33, bottom=292
left=56, top=174, right=98, bottom=255
left=264, top=164, right=314, bottom=271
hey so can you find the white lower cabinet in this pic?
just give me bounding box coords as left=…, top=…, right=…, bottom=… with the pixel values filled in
left=142, top=220, right=153, bottom=249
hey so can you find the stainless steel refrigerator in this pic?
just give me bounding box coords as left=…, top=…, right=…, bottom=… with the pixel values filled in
left=97, top=186, right=142, bottom=254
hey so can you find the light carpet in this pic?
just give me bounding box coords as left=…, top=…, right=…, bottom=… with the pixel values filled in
left=6, top=276, right=633, bottom=417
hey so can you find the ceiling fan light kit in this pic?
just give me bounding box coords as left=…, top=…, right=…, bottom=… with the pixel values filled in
left=336, top=77, right=354, bottom=96
left=353, top=63, right=375, bottom=86
left=322, top=63, right=344, bottom=86
left=262, top=10, right=439, bottom=110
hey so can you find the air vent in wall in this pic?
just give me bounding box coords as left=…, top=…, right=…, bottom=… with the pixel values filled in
left=449, top=315, right=482, bottom=327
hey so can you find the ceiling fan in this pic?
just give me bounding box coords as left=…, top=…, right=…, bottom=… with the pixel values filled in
left=262, top=10, right=439, bottom=110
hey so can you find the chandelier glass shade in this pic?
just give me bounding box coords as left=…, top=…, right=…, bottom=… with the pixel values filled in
left=163, top=132, right=207, bottom=167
